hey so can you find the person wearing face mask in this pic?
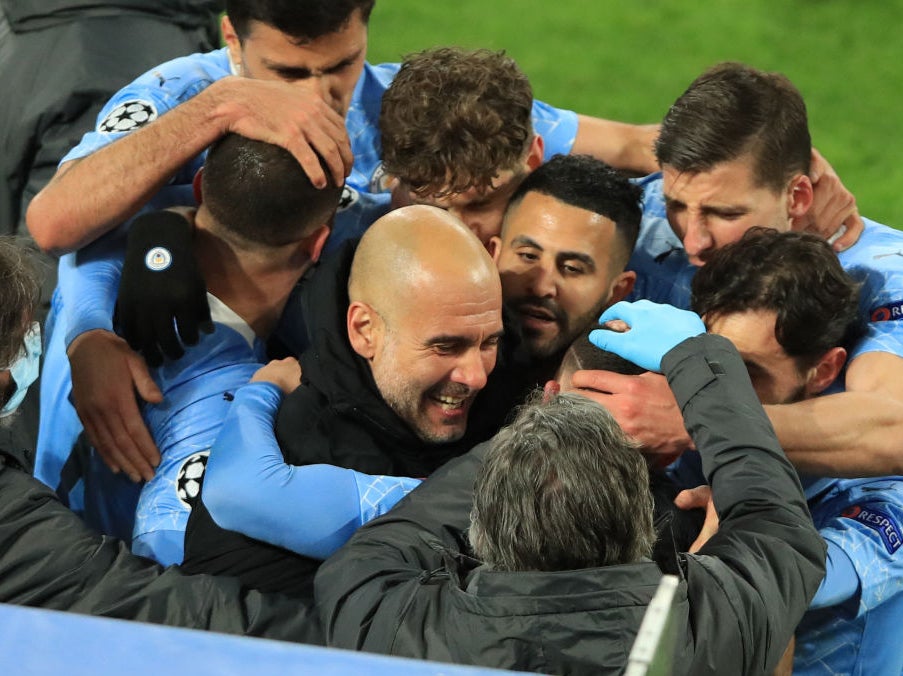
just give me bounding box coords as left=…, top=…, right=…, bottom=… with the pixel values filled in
left=0, top=235, right=326, bottom=640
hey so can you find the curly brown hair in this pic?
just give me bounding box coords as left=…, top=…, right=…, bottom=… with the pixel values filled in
left=380, top=47, right=534, bottom=197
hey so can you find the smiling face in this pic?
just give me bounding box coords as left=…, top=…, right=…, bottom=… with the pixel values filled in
left=365, top=278, right=504, bottom=443
left=492, top=191, right=634, bottom=359
left=662, top=154, right=811, bottom=266
left=222, top=12, right=368, bottom=116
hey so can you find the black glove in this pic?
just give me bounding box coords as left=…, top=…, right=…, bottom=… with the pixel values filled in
left=116, top=210, right=213, bottom=367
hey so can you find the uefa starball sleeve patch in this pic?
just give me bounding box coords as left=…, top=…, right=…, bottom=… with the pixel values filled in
left=98, top=100, right=159, bottom=133
left=841, top=504, right=903, bottom=555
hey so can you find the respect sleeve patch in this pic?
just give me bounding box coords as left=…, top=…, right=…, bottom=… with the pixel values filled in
left=841, top=504, right=903, bottom=554
left=870, top=300, right=903, bottom=322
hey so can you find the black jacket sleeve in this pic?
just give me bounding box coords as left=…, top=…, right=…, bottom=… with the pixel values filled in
left=315, top=444, right=486, bottom=650
left=662, top=335, right=826, bottom=675
left=0, top=453, right=321, bottom=644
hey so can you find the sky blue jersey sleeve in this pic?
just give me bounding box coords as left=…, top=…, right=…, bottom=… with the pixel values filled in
left=57, top=227, right=126, bottom=347
left=201, top=382, right=421, bottom=560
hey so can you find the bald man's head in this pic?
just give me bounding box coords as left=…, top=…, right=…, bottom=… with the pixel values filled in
left=347, top=206, right=504, bottom=443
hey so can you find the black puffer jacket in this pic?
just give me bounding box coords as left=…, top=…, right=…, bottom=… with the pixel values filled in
left=182, top=243, right=477, bottom=599
left=0, top=448, right=319, bottom=642
left=316, top=335, right=826, bottom=675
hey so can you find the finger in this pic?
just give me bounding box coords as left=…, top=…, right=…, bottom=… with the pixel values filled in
left=588, top=327, right=631, bottom=354
left=674, top=486, right=709, bottom=510
left=597, top=300, right=634, bottom=325
left=153, top=309, right=184, bottom=361
left=195, top=288, right=214, bottom=335
left=82, top=417, right=120, bottom=474
left=128, top=352, right=163, bottom=404
left=88, top=413, right=146, bottom=482
left=569, top=368, right=633, bottom=394
left=107, top=397, right=159, bottom=480
left=832, top=211, right=864, bottom=252
left=175, top=304, right=201, bottom=346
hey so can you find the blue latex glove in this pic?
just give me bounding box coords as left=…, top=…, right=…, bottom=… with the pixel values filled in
left=589, top=300, right=705, bottom=372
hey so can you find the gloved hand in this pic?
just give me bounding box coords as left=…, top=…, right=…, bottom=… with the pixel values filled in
left=115, top=210, right=213, bottom=367
left=589, top=300, right=705, bottom=373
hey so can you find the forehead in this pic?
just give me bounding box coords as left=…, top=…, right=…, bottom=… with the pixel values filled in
left=503, top=191, right=617, bottom=256
left=662, top=155, right=781, bottom=205
left=392, top=275, right=503, bottom=338
left=705, top=309, right=785, bottom=360
left=242, top=16, right=366, bottom=67
left=416, top=170, right=521, bottom=209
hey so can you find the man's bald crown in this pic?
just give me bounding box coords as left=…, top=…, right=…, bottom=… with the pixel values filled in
left=348, top=205, right=499, bottom=319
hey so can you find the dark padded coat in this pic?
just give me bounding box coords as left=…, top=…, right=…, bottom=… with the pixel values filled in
left=315, top=335, right=826, bottom=675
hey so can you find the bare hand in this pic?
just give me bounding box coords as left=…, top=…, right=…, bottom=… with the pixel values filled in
left=793, top=148, right=863, bottom=251
left=251, top=357, right=302, bottom=394
left=674, top=485, right=717, bottom=553
left=213, top=77, right=353, bottom=188
left=67, top=330, right=163, bottom=482
left=569, top=369, right=693, bottom=463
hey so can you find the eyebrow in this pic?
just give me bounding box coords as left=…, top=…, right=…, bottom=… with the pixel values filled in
left=511, top=235, right=596, bottom=270
left=262, top=49, right=363, bottom=79
left=664, top=194, right=750, bottom=216
left=425, top=330, right=505, bottom=347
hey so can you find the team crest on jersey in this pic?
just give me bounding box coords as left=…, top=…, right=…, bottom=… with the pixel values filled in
left=841, top=504, right=902, bottom=554
left=338, top=185, right=360, bottom=211
left=870, top=300, right=903, bottom=322
left=98, top=100, right=158, bottom=133
left=369, top=162, right=395, bottom=193
left=145, top=247, right=172, bottom=271
left=176, top=451, right=210, bottom=508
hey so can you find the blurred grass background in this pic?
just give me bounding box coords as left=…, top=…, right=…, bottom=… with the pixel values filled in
left=367, top=1, right=903, bottom=230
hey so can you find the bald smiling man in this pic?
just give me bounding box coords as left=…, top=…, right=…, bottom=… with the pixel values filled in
left=180, top=206, right=505, bottom=600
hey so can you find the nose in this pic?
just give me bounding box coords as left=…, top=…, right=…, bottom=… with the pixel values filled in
left=526, top=261, right=557, bottom=298
left=452, top=348, right=490, bottom=392
left=682, top=213, right=713, bottom=263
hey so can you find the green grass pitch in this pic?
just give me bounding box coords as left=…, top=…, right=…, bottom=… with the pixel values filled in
left=367, top=1, right=903, bottom=230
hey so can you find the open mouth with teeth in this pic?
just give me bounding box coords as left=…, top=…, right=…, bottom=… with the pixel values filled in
left=431, top=393, right=469, bottom=411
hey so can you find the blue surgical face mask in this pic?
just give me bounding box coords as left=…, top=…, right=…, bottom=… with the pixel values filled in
left=1, top=322, right=42, bottom=418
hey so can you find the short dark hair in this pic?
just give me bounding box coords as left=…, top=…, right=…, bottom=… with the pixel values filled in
left=0, top=238, right=41, bottom=367
left=507, top=154, right=642, bottom=256
left=558, top=329, right=646, bottom=380
left=691, top=228, right=864, bottom=368
left=202, top=134, right=341, bottom=247
left=656, top=62, right=811, bottom=192
left=380, top=47, right=534, bottom=197
left=470, top=391, right=654, bottom=572
left=226, top=0, right=375, bottom=42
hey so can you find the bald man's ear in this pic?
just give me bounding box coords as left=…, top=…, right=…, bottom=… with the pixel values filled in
left=804, top=347, right=846, bottom=397
left=607, top=270, right=636, bottom=305
left=347, top=301, right=380, bottom=359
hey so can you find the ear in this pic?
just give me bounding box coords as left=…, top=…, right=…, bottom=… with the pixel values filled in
left=787, top=174, right=814, bottom=222
left=347, top=301, right=379, bottom=359
left=607, top=270, right=636, bottom=305
left=487, top=235, right=503, bottom=262
left=192, top=167, right=204, bottom=205
left=525, top=135, right=544, bottom=172
left=221, top=15, right=242, bottom=72
left=804, top=346, right=846, bottom=396
left=304, top=224, right=331, bottom=263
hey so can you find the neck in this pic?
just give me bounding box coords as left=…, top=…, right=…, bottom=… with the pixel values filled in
left=193, top=210, right=314, bottom=337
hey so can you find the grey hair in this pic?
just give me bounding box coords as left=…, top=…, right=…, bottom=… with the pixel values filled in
left=0, top=237, right=41, bottom=367
left=470, top=390, right=655, bottom=572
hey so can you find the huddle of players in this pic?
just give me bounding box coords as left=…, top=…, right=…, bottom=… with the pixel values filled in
left=10, top=1, right=903, bottom=675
